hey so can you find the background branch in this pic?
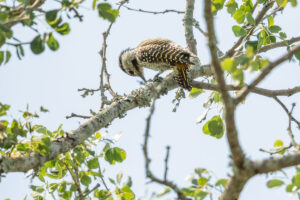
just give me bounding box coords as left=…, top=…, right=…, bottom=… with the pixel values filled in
left=143, top=101, right=188, bottom=200
left=184, top=0, right=197, bottom=55
left=235, top=45, right=300, bottom=104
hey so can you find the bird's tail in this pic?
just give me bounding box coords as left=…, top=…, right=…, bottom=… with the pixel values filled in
left=175, top=63, right=192, bottom=91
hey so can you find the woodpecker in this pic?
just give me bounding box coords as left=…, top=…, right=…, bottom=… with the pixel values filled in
left=119, top=38, right=198, bottom=90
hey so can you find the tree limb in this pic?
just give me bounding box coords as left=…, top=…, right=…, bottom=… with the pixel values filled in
left=0, top=61, right=210, bottom=173
left=235, top=44, right=300, bottom=104
left=143, top=101, right=187, bottom=200
left=184, top=0, right=197, bottom=55
left=191, top=81, right=300, bottom=97
left=204, top=0, right=245, bottom=168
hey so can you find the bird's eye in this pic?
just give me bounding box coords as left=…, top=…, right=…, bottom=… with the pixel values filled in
left=128, top=70, right=134, bottom=75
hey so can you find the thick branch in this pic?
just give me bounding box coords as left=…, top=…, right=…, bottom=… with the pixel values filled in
left=235, top=44, right=300, bottom=104
left=0, top=62, right=210, bottom=173
left=184, top=0, right=197, bottom=55
left=204, top=0, right=245, bottom=168
left=253, top=152, right=300, bottom=174
left=220, top=170, right=253, bottom=200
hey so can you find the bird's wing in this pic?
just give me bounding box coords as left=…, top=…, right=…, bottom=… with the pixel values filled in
left=137, top=38, right=173, bottom=47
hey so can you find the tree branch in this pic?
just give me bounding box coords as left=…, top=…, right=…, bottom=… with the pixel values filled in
left=204, top=0, right=245, bottom=168
left=122, top=5, right=184, bottom=15
left=235, top=44, right=300, bottom=104
left=184, top=0, right=197, bottom=55
left=253, top=152, right=300, bottom=174
left=143, top=101, right=188, bottom=200
left=258, top=36, right=300, bottom=53
left=191, top=81, right=300, bottom=98
left=0, top=61, right=210, bottom=173
left=224, top=0, right=275, bottom=58
left=2, top=0, right=46, bottom=28
left=99, top=1, right=128, bottom=108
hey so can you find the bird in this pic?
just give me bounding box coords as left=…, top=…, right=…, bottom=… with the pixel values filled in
left=119, top=38, right=198, bottom=90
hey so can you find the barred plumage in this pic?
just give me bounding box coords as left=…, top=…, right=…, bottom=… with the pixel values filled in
left=119, top=38, right=198, bottom=90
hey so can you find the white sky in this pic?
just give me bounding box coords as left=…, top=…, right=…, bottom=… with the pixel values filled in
left=1, top=0, right=300, bottom=199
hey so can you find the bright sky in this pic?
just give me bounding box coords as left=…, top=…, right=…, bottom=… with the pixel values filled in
left=1, top=0, right=300, bottom=199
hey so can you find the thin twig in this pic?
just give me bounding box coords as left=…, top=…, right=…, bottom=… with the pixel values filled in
left=99, top=0, right=128, bottom=108
left=122, top=5, right=184, bottom=15
left=259, top=144, right=292, bottom=155
left=143, top=100, right=188, bottom=200
left=83, top=183, right=100, bottom=198
left=66, top=113, right=91, bottom=119
left=98, top=161, right=110, bottom=191
left=63, top=161, right=84, bottom=199
left=164, top=146, right=170, bottom=181
left=273, top=97, right=300, bottom=128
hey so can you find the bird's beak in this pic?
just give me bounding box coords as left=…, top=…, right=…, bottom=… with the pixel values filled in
left=138, top=72, right=146, bottom=82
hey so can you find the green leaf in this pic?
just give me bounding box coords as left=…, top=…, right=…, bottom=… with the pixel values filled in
left=0, top=30, right=6, bottom=47
left=80, top=174, right=92, bottom=186
left=221, top=58, right=237, bottom=73
left=279, top=32, right=287, bottom=39
left=232, top=68, right=244, bottom=85
left=211, top=0, right=226, bottom=15
left=292, top=173, right=300, bottom=187
left=189, top=88, right=204, bottom=98
left=156, top=188, right=171, bottom=197
left=216, top=178, right=227, bottom=187
left=97, top=3, right=119, bottom=22
left=198, top=177, right=208, bottom=186
left=105, top=147, right=126, bottom=165
left=232, top=25, right=246, bottom=37
left=5, top=51, right=11, bottom=64
left=290, top=0, right=297, bottom=6
left=46, top=33, right=59, bottom=51
left=116, top=172, right=123, bottom=184
left=0, top=11, right=9, bottom=21
left=286, top=184, right=295, bottom=192
left=225, top=0, right=238, bottom=15
left=46, top=10, right=59, bottom=25
left=276, top=0, right=288, bottom=7
left=274, top=139, right=283, bottom=147
left=233, top=9, right=245, bottom=24
left=92, top=0, right=98, bottom=10
left=55, top=23, right=70, bottom=35
left=267, top=179, right=284, bottom=188
left=0, top=51, right=4, bottom=65
left=124, top=176, right=132, bottom=187
left=246, top=13, right=255, bottom=25
left=268, top=16, right=274, bottom=27
left=295, top=52, right=300, bottom=61
left=195, top=191, right=208, bottom=199
left=94, top=189, right=112, bottom=199
left=203, top=115, right=224, bottom=139
left=87, top=158, right=99, bottom=169
left=269, top=25, right=282, bottom=33
left=30, top=35, right=45, bottom=54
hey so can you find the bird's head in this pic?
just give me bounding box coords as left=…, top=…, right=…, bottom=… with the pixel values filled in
left=119, top=48, right=146, bottom=81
